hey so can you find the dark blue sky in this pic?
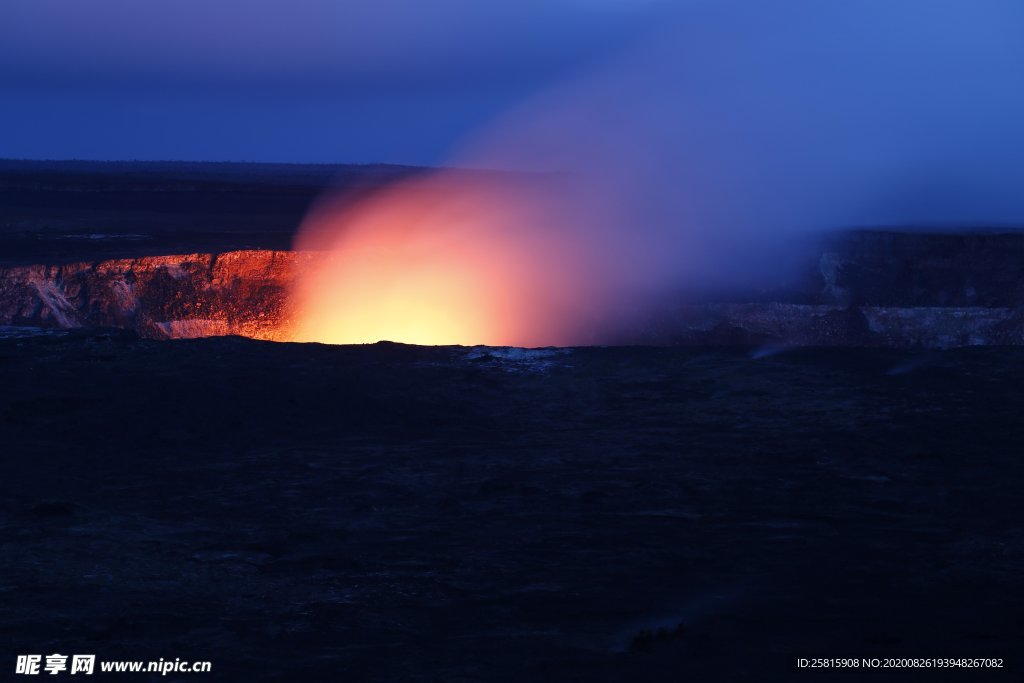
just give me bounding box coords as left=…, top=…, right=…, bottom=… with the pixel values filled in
left=0, top=0, right=668, bottom=165
left=2, top=0, right=1022, bottom=183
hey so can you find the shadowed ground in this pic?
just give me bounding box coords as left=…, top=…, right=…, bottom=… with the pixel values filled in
left=1, top=333, right=1022, bottom=680
left=0, top=159, right=426, bottom=266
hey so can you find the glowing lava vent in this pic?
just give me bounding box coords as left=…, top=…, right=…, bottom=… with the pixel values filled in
left=288, top=173, right=602, bottom=347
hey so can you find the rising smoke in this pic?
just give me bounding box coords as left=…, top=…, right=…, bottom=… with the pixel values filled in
left=291, top=0, right=1024, bottom=346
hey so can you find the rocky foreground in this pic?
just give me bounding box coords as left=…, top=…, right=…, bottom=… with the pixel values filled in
left=1, top=333, right=1021, bottom=681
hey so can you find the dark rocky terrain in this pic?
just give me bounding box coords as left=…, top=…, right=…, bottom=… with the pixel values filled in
left=2, top=161, right=1023, bottom=681
left=0, top=159, right=427, bottom=266
left=1, top=332, right=1022, bottom=681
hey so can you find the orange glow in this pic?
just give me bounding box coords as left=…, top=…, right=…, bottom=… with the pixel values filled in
left=288, top=173, right=599, bottom=347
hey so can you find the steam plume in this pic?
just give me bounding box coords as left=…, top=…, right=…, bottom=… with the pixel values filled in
left=291, top=0, right=1024, bottom=346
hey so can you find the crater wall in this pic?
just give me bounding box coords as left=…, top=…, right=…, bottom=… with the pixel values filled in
left=0, top=250, right=318, bottom=340
left=1, top=231, right=1023, bottom=347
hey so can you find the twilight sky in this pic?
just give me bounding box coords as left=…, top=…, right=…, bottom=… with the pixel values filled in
left=0, top=0, right=671, bottom=164
left=1, top=0, right=1022, bottom=172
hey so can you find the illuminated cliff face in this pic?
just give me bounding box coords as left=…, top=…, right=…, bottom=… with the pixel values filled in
left=288, top=174, right=604, bottom=347
left=0, top=250, right=313, bottom=340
